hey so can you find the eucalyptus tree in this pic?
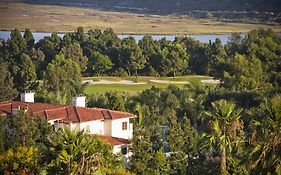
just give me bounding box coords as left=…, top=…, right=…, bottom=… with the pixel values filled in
left=6, top=28, right=27, bottom=58
left=120, top=37, right=146, bottom=77
left=164, top=43, right=189, bottom=77
left=43, top=54, right=81, bottom=104
left=89, top=51, right=114, bottom=76
left=15, top=53, right=37, bottom=91
left=24, top=28, right=35, bottom=51
left=0, top=59, right=17, bottom=101
left=35, top=32, right=62, bottom=64
left=60, top=42, right=88, bottom=72
left=239, top=29, right=281, bottom=87
left=221, top=53, right=268, bottom=91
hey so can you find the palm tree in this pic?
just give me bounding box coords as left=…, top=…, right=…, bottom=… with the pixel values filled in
left=47, top=128, right=106, bottom=174
left=248, top=96, right=281, bottom=174
left=200, top=100, right=243, bottom=175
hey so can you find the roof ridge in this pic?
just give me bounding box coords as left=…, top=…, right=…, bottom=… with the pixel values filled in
left=40, top=106, right=68, bottom=112
left=0, top=101, right=12, bottom=106
left=110, top=110, right=131, bottom=114
left=101, top=109, right=112, bottom=119
left=75, top=106, right=131, bottom=115
left=0, top=100, right=12, bottom=104
left=44, top=110, right=49, bottom=120
left=74, top=106, right=81, bottom=122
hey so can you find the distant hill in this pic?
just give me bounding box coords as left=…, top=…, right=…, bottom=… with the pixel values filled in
left=21, top=0, right=281, bottom=13
left=2, top=0, right=280, bottom=23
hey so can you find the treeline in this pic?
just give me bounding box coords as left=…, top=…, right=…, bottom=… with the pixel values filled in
left=1, top=27, right=281, bottom=103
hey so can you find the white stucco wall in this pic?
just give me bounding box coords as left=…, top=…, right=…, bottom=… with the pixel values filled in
left=110, top=118, right=133, bottom=139
left=113, top=145, right=121, bottom=154
left=20, top=92, right=34, bottom=102
left=79, top=120, right=104, bottom=135
left=104, top=120, right=112, bottom=136
left=52, top=121, right=79, bottom=131
left=48, top=119, right=63, bottom=126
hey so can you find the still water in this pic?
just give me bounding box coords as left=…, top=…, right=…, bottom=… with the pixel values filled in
left=0, top=30, right=236, bottom=45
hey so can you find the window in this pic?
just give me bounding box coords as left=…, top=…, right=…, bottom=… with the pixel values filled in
left=122, top=122, right=128, bottom=130
left=121, top=146, right=128, bottom=155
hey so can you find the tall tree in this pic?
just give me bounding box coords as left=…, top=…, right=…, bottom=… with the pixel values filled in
left=89, top=51, right=114, bottom=76
left=200, top=100, right=244, bottom=175
left=221, top=53, right=268, bottom=91
left=248, top=96, right=281, bottom=174
left=74, top=26, right=86, bottom=43
left=24, top=28, right=35, bottom=51
left=167, top=112, right=187, bottom=175
left=120, top=37, right=146, bottom=77
left=0, top=59, right=17, bottom=101
left=187, top=42, right=212, bottom=75
left=35, top=32, right=61, bottom=64
left=164, top=43, right=189, bottom=77
left=60, top=43, right=88, bottom=72
left=147, top=150, right=170, bottom=175
left=43, top=54, right=81, bottom=104
left=13, top=53, right=37, bottom=92
left=129, top=123, right=153, bottom=174
left=6, top=28, right=27, bottom=58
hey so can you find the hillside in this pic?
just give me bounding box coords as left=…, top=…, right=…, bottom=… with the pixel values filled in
left=5, top=0, right=275, bottom=23
left=20, top=0, right=281, bottom=12
left=1, top=2, right=281, bottom=34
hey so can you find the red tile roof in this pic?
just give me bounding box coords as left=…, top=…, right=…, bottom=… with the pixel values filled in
left=98, top=135, right=131, bottom=146
left=0, top=101, right=136, bottom=122
left=0, top=102, right=11, bottom=115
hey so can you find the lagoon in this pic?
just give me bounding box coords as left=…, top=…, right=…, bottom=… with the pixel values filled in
left=0, top=30, right=236, bottom=45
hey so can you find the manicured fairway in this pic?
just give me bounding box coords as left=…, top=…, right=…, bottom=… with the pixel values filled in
left=83, top=76, right=217, bottom=95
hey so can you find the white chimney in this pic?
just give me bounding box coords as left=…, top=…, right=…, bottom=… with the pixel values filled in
left=20, top=92, right=35, bottom=102
left=72, top=95, right=86, bottom=107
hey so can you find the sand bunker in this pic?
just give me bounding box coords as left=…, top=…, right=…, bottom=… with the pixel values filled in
left=201, top=79, right=220, bottom=84
left=82, top=80, right=147, bottom=85
left=149, top=80, right=190, bottom=84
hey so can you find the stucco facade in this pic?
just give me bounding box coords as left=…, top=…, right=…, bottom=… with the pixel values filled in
left=110, top=118, right=133, bottom=140
left=0, top=93, right=137, bottom=156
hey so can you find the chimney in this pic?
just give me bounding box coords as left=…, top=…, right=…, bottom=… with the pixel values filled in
left=72, top=95, right=86, bottom=107
left=20, top=92, right=35, bottom=102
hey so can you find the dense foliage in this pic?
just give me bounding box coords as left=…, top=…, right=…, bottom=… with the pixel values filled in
left=0, top=113, right=130, bottom=175
left=1, top=28, right=280, bottom=102
left=0, top=28, right=280, bottom=174
left=86, top=85, right=281, bottom=175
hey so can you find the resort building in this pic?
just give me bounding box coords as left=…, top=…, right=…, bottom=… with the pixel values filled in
left=0, top=92, right=137, bottom=156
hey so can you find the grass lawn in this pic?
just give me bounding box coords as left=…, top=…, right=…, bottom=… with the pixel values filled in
left=83, top=76, right=216, bottom=95
left=0, top=2, right=280, bottom=34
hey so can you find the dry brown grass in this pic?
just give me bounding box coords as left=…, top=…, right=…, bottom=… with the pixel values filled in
left=0, top=2, right=280, bottom=34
